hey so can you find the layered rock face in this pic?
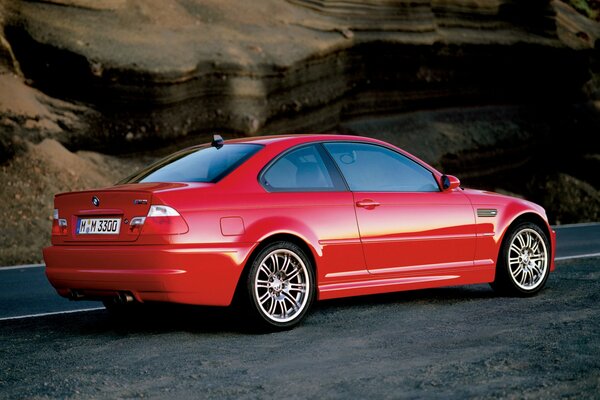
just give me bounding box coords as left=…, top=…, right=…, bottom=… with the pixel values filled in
left=0, top=0, right=599, bottom=238
left=1, top=0, right=595, bottom=146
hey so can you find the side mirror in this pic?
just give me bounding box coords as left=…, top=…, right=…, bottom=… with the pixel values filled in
left=441, top=175, right=460, bottom=191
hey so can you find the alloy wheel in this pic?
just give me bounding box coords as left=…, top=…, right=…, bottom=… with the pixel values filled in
left=253, top=248, right=310, bottom=324
left=507, top=228, right=548, bottom=291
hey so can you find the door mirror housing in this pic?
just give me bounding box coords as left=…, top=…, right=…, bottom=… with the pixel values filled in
left=441, top=175, right=460, bottom=191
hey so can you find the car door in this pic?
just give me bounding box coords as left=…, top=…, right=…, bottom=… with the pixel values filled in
left=323, top=142, right=477, bottom=277
left=258, top=143, right=366, bottom=282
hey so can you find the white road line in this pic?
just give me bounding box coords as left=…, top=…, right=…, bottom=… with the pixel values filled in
left=0, top=264, right=45, bottom=271
left=0, top=307, right=105, bottom=322
left=553, top=222, right=600, bottom=229
left=555, top=252, right=600, bottom=261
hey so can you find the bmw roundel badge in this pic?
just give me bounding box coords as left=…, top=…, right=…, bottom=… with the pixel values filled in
left=92, top=196, right=100, bottom=207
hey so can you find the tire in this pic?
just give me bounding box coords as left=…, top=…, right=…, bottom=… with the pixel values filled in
left=245, top=241, right=315, bottom=330
left=491, top=222, right=551, bottom=296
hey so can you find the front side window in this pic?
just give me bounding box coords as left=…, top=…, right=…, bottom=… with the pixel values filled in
left=122, top=144, right=262, bottom=184
left=261, top=144, right=338, bottom=191
left=323, top=142, right=439, bottom=192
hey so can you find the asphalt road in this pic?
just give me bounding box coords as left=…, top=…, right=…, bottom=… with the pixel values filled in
left=553, top=223, right=600, bottom=259
left=0, top=224, right=598, bottom=399
left=1, top=223, right=598, bottom=321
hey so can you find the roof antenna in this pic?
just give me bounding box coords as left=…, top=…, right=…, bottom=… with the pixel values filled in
left=211, top=134, right=224, bottom=149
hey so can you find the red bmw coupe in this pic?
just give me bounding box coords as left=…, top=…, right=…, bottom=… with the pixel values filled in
left=44, top=134, right=556, bottom=329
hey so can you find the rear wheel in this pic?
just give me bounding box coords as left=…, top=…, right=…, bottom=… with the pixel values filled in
left=491, top=222, right=550, bottom=296
left=245, top=241, right=315, bottom=330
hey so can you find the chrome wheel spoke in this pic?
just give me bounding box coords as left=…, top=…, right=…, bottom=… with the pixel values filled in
left=511, top=265, right=523, bottom=276
left=280, top=299, right=290, bottom=316
left=519, top=270, right=527, bottom=285
left=525, top=232, right=532, bottom=248
left=282, top=291, right=300, bottom=310
left=281, top=255, right=291, bottom=274
left=516, top=233, right=526, bottom=248
left=289, top=282, right=306, bottom=292
left=509, top=256, right=520, bottom=264
left=258, top=291, right=271, bottom=305
left=267, top=297, right=277, bottom=315
left=256, top=279, right=270, bottom=289
left=507, top=228, right=549, bottom=291
left=286, top=266, right=301, bottom=281
left=259, top=262, right=273, bottom=277
left=270, top=254, right=280, bottom=272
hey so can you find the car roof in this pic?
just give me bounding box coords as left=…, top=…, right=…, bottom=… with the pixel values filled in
left=223, top=134, right=380, bottom=146
left=227, top=134, right=443, bottom=180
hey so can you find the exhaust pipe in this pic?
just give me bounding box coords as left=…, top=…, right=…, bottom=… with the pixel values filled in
left=70, top=290, right=136, bottom=304
left=69, top=290, right=85, bottom=300
left=116, top=292, right=135, bottom=304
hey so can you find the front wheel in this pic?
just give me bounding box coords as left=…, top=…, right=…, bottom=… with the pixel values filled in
left=246, top=241, right=315, bottom=330
left=491, top=222, right=550, bottom=296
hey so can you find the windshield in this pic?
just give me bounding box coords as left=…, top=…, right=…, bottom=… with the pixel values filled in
left=121, top=143, right=263, bottom=184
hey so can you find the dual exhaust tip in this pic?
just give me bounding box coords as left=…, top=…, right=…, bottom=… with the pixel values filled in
left=69, top=290, right=135, bottom=304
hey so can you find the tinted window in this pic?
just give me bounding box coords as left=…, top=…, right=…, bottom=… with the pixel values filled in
left=262, top=145, right=337, bottom=191
left=123, top=144, right=262, bottom=184
left=323, top=142, right=439, bottom=192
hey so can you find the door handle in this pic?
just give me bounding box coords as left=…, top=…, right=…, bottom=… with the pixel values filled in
left=356, top=200, right=380, bottom=208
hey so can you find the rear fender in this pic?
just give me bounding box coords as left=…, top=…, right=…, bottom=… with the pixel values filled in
left=243, top=216, right=323, bottom=259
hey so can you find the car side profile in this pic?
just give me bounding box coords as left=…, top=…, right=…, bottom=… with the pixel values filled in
left=43, top=134, right=556, bottom=329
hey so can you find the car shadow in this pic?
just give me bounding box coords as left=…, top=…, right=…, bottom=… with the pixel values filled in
left=315, top=283, right=496, bottom=312
left=0, top=284, right=501, bottom=337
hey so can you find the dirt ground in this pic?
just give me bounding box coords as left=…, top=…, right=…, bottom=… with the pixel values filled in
left=0, top=138, right=149, bottom=265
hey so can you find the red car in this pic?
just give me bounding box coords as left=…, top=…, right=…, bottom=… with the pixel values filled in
left=44, top=134, right=556, bottom=329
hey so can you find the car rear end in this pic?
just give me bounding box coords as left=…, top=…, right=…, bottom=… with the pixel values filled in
left=43, top=142, right=264, bottom=307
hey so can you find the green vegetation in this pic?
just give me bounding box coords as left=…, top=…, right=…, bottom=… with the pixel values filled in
left=565, top=0, right=600, bottom=21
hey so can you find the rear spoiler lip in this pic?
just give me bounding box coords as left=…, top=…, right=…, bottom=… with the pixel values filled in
left=54, top=182, right=215, bottom=198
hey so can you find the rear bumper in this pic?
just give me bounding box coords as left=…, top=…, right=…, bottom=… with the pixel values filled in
left=43, top=243, right=257, bottom=306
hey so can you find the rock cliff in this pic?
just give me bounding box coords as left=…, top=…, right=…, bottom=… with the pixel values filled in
left=1, top=0, right=597, bottom=147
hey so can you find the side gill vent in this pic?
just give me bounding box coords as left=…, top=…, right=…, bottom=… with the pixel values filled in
left=477, top=209, right=498, bottom=218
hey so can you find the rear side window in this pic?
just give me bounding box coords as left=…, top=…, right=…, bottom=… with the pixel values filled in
left=323, top=142, right=439, bottom=192
left=122, top=144, right=262, bottom=184
left=261, top=144, right=341, bottom=191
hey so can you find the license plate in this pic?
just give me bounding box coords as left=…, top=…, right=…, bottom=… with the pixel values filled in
left=77, top=218, right=121, bottom=235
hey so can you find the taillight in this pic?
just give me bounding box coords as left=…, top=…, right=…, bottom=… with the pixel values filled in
left=51, top=209, right=68, bottom=236
left=148, top=205, right=181, bottom=217
left=131, top=205, right=188, bottom=235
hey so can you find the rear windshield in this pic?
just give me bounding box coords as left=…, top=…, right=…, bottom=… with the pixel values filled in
left=121, top=144, right=263, bottom=184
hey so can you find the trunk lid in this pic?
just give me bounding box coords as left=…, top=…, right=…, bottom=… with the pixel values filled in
left=55, top=185, right=162, bottom=243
